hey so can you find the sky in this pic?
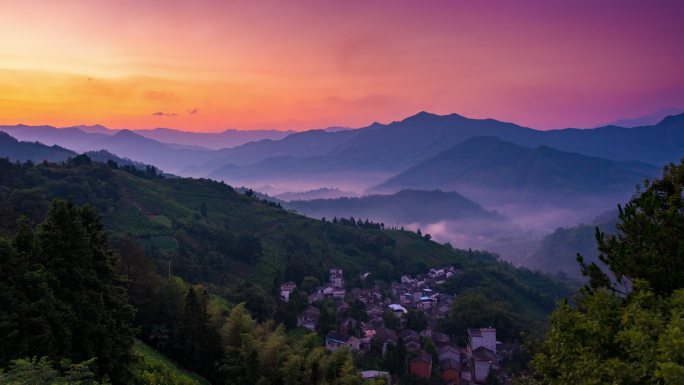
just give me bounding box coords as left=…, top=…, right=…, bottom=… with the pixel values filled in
left=0, top=0, right=683, bottom=132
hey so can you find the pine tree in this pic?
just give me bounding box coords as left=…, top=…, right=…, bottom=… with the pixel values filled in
left=173, top=287, right=223, bottom=380
left=0, top=200, right=135, bottom=384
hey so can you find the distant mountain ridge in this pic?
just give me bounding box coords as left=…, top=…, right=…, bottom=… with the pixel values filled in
left=0, top=131, right=76, bottom=162
left=370, top=136, right=658, bottom=199
left=601, top=108, right=684, bottom=128
left=133, top=127, right=293, bottom=149
left=3, top=111, right=682, bottom=190
left=286, top=189, right=505, bottom=225
left=206, top=111, right=683, bottom=189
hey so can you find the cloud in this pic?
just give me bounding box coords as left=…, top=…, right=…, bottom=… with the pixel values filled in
left=188, top=108, right=199, bottom=114
left=151, top=111, right=178, bottom=117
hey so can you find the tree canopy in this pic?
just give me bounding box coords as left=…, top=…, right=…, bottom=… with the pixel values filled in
left=530, top=160, right=684, bottom=385
left=0, top=200, right=135, bottom=384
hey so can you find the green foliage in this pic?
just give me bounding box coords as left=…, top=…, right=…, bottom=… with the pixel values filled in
left=171, top=287, right=223, bottom=380
left=0, top=200, right=135, bottom=384
left=579, top=161, right=684, bottom=295
left=219, top=303, right=364, bottom=385
left=442, top=291, right=525, bottom=345
left=382, top=310, right=400, bottom=330
left=530, top=161, right=684, bottom=384
left=406, top=309, right=427, bottom=331
left=0, top=357, right=108, bottom=385
left=316, top=300, right=338, bottom=336
left=530, top=286, right=684, bottom=385
left=131, top=340, right=209, bottom=385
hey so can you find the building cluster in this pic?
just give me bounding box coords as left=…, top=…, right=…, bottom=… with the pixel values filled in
left=279, top=267, right=509, bottom=384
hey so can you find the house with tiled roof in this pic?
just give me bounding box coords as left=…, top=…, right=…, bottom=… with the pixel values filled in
left=409, top=351, right=433, bottom=379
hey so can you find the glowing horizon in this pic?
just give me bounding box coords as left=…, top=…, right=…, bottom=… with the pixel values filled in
left=1, top=0, right=683, bottom=132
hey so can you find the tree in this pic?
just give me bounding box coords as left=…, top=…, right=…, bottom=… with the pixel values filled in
left=530, top=161, right=684, bottom=384
left=0, top=200, right=136, bottom=384
left=382, top=309, right=400, bottom=330
left=316, top=300, right=338, bottom=336
left=0, top=357, right=108, bottom=385
left=301, top=276, right=321, bottom=294
left=578, top=161, right=684, bottom=296
left=406, top=309, right=427, bottom=331
left=172, top=287, right=223, bottom=380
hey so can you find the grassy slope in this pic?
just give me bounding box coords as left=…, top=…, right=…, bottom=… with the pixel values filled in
left=132, top=340, right=210, bottom=385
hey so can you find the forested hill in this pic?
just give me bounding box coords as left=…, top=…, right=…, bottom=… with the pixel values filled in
left=0, top=156, right=570, bottom=319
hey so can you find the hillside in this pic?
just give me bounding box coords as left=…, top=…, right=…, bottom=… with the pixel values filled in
left=286, top=189, right=505, bottom=224
left=522, top=211, right=618, bottom=278
left=371, top=136, right=658, bottom=201
left=0, top=157, right=571, bottom=322
left=0, top=131, right=76, bottom=162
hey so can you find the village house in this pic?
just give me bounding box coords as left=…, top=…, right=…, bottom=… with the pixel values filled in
left=330, top=268, right=344, bottom=288
left=468, top=328, right=497, bottom=353
left=438, top=345, right=461, bottom=363
left=308, top=292, right=325, bottom=304
left=471, top=346, right=498, bottom=384
left=326, top=331, right=347, bottom=351
left=467, top=328, right=499, bottom=384
left=360, top=370, right=391, bottom=384
left=325, top=331, right=361, bottom=352
left=388, top=303, right=407, bottom=315
left=297, top=306, right=320, bottom=331
left=409, top=351, right=433, bottom=379
left=441, top=358, right=460, bottom=385
left=332, top=288, right=346, bottom=299
left=338, top=317, right=358, bottom=336
left=280, top=281, right=297, bottom=302
left=373, top=327, right=398, bottom=355
left=432, top=332, right=452, bottom=348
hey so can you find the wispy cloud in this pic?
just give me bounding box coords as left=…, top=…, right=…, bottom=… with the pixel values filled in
left=151, top=111, right=178, bottom=117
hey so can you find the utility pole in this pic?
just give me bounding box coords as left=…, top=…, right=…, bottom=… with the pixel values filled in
left=168, top=259, right=171, bottom=278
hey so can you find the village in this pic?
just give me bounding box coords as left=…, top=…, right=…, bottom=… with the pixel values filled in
left=280, top=267, right=511, bottom=385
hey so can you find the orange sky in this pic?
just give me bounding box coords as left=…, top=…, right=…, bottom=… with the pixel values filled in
left=1, top=0, right=683, bottom=131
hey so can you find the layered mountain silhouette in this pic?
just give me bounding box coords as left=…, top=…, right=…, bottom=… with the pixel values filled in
left=370, top=136, right=658, bottom=199
left=0, top=131, right=76, bottom=162
left=133, top=127, right=293, bottom=150
left=286, top=189, right=505, bottom=225
left=2, top=110, right=682, bottom=264
left=206, top=112, right=683, bottom=188
left=3, top=111, right=683, bottom=182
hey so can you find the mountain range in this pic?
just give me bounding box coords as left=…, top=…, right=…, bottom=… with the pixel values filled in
left=1, top=110, right=682, bottom=268
left=370, top=136, right=657, bottom=200
left=286, top=189, right=505, bottom=225
left=3, top=111, right=683, bottom=182
left=204, top=111, right=683, bottom=191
